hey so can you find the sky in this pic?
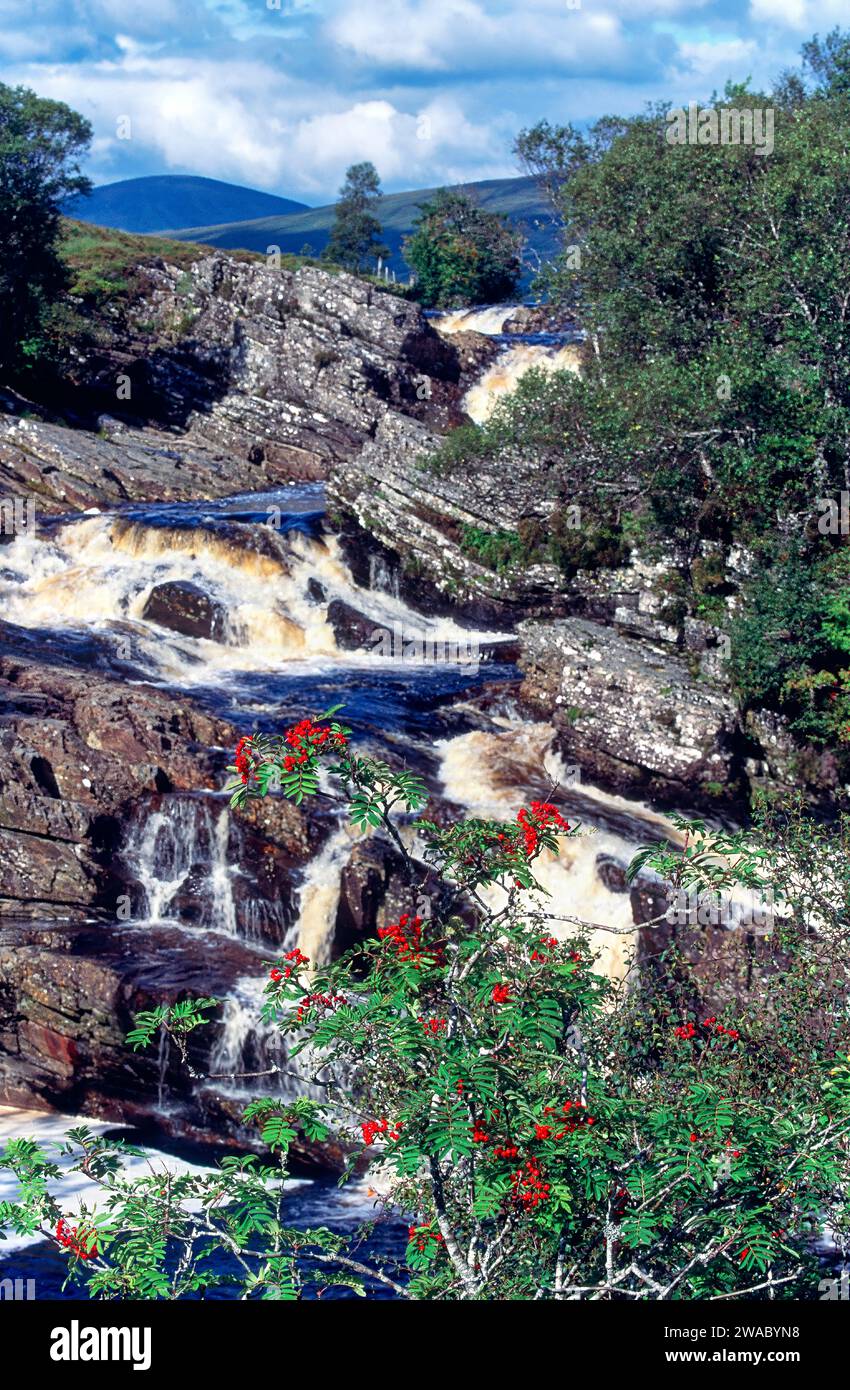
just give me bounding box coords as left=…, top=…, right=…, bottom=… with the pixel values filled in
left=0, top=0, right=844, bottom=205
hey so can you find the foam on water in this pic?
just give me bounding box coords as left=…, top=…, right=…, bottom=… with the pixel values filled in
left=0, top=1106, right=224, bottom=1252
left=462, top=341, right=581, bottom=424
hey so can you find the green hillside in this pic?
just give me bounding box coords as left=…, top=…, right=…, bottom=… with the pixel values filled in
left=163, top=176, right=561, bottom=281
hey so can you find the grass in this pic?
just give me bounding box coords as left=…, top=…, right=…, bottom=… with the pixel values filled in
left=58, top=219, right=222, bottom=305
left=58, top=219, right=356, bottom=312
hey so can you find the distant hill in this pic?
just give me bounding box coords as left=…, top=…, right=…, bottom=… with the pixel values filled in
left=162, top=176, right=562, bottom=282
left=62, top=176, right=311, bottom=236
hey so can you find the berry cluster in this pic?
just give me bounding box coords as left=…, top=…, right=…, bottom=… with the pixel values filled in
left=56, top=1218, right=98, bottom=1260
left=361, top=1117, right=403, bottom=1145
left=269, top=947, right=310, bottom=983
left=540, top=1099, right=595, bottom=1137
left=282, top=717, right=347, bottom=771
left=234, top=735, right=260, bottom=786
left=420, top=1015, right=447, bottom=1035
left=408, top=1223, right=444, bottom=1253
left=675, top=1016, right=740, bottom=1042
left=511, top=1158, right=550, bottom=1208
left=377, top=913, right=434, bottom=969
left=516, top=801, right=570, bottom=859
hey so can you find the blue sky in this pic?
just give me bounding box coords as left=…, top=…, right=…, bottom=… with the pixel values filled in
left=0, top=0, right=842, bottom=204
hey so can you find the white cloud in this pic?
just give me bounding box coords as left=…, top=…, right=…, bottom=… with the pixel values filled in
left=8, top=50, right=511, bottom=196
left=0, top=0, right=833, bottom=202
left=290, top=96, right=511, bottom=194
left=325, top=0, right=635, bottom=79
left=748, top=0, right=850, bottom=28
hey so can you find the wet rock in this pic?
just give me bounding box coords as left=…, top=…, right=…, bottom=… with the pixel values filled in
left=334, top=839, right=410, bottom=955
left=502, top=305, right=579, bottom=335
left=596, top=854, right=629, bottom=893
left=0, top=919, right=280, bottom=1148
left=142, top=580, right=227, bottom=642
left=326, top=598, right=378, bottom=653
left=329, top=412, right=567, bottom=622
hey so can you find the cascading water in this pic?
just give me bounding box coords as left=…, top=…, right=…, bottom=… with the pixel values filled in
left=0, top=502, right=506, bottom=691
left=462, top=341, right=581, bottom=425
left=1, top=323, right=669, bottom=1144
left=207, top=975, right=287, bottom=1093
left=430, top=302, right=584, bottom=424
left=431, top=304, right=518, bottom=335
left=207, top=824, right=357, bottom=1098
left=123, top=795, right=239, bottom=934
left=434, top=719, right=680, bottom=983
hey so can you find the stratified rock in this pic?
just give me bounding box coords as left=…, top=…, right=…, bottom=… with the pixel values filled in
left=142, top=580, right=227, bottom=642
left=518, top=616, right=743, bottom=806
left=0, top=258, right=484, bottom=512
left=329, top=412, right=566, bottom=622
left=0, top=646, right=308, bottom=920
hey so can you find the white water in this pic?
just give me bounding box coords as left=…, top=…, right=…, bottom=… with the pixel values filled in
left=294, top=822, right=361, bottom=966
left=0, top=1106, right=220, bottom=1253
left=432, top=304, right=518, bottom=336
left=435, top=720, right=678, bottom=983
left=462, top=341, right=581, bottom=425
left=122, top=795, right=241, bottom=935
left=207, top=975, right=286, bottom=1088
left=207, top=823, right=357, bottom=1096
left=0, top=517, right=507, bottom=681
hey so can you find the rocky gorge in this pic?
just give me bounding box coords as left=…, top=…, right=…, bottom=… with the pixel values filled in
left=0, top=252, right=799, bottom=1159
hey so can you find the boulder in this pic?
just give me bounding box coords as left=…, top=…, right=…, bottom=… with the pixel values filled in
left=326, top=597, right=378, bottom=652
left=518, top=616, right=745, bottom=807
left=142, top=580, right=227, bottom=642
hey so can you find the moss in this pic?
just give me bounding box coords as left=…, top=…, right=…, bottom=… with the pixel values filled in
left=460, top=526, right=525, bottom=573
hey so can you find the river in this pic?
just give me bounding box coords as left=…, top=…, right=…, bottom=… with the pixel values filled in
left=0, top=306, right=676, bottom=1297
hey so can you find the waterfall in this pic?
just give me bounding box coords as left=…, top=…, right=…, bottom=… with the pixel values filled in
left=462, top=341, right=581, bottom=424
left=124, top=798, right=205, bottom=926
left=434, top=721, right=679, bottom=984
left=292, top=822, right=359, bottom=966
left=205, top=822, right=356, bottom=1098
left=123, top=793, right=293, bottom=943
left=367, top=550, right=400, bottom=599
left=432, top=304, right=518, bottom=335
left=207, top=976, right=288, bottom=1091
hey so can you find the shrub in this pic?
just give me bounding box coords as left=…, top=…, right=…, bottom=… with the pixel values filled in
left=3, top=714, right=850, bottom=1300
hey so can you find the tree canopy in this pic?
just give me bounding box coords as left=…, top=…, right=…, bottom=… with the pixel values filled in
left=323, top=161, right=388, bottom=274
left=405, top=188, right=522, bottom=308
left=430, top=36, right=850, bottom=758
left=0, top=82, right=91, bottom=373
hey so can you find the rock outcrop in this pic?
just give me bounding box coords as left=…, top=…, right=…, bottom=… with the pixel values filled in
left=0, top=258, right=483, bottom=512
left=142, top=580, right=227, bottom=642
left=517, top=617, right=745, bottom=807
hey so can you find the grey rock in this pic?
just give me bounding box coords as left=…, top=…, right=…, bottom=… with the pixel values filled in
left=142, top=580, right=227, bottom=641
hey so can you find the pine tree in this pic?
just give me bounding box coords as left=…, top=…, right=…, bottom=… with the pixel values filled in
left=323, top=162, right=388, bottom=274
